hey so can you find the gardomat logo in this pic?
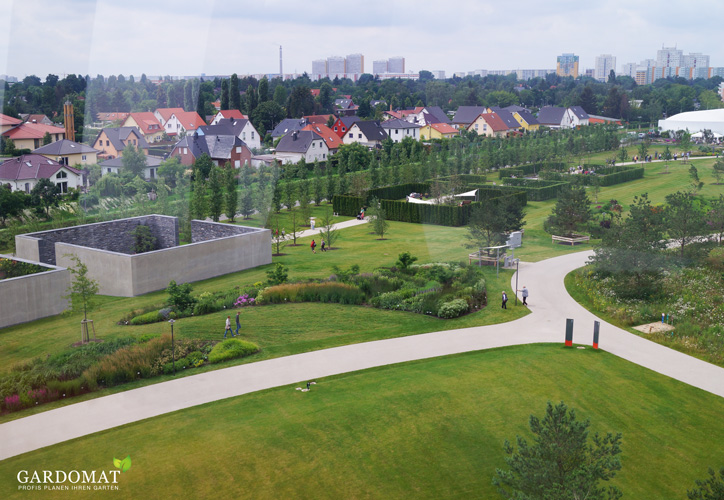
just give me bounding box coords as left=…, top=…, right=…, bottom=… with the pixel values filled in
left=113, top=455, right=132, bottom=473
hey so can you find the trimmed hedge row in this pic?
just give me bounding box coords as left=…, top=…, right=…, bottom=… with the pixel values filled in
left=578, top=165, right=645, bottom=186
left=380, top=200, right=477, bottom=226
left=435, top=174, right=488, bottom=184
left=475, top=186, right=528, bottom=206
left=498, top=161, right=566, bottom=179
left=367, top=183, right=430, bottom=201
left=501, top=178, right=570, bottom=201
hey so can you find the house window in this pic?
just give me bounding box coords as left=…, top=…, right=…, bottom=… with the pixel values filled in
left=334, top=127, right=337, bottom=131
left=251, top=131, right=254, bottom=139
left=107, top=168, right=112, bottom=173
left=56, top=170, right=67, bottom=179
left=149, top=168, right=155, bottom=179
left=323, top=154, right=326, bottom=159
left=106, top=140, right=110, bottom=146
left=58, top=182, right=68, bottom=193
left=82, top=155, right=87, bottom=161
left=312, top=142, right=315, bottom=148
left=183, top=148, right=188, bottom=154
left=358, top=134, right=362, bottom=138
left=395, top=129, right=399, bottom=135
left=242, top=132, right=246, bottom=140
left=133, top=139, right=137, bottom=145
left=235, top=160, right=240, bottom=167
left=348, top=133, right=353, bottom=138
left=236, top=146, right=241, bottom=153
left=483, top=124, right=487, bottom=131
left=474, top=124, right=478, bottom=130
left=25, top=183, right=30, bottom=193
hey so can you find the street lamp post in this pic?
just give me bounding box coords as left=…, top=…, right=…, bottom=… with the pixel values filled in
left=168, top=319, right=176, bottom=376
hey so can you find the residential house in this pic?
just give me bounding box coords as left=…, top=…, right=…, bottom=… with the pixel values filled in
left=122, top=112, right=165, bottom=143
left=33, top=139, right=99, bottom=166
left=419, top=122, right=459, bottom=140
left=92, top=127, right=150, bottom=159
left=343, top=121, right=388, bottom=148
left=536, top=107, right=568, bottom=129
left=563, top=106, right=590, bottom=128
left=301, top=124, right=342, bottom=154
left=381, top=119, right=421, bottom=142
left=303, top=114, right=333, bottom=126
left=335, top=98, right=358, bottom=116
left=487, top=107, right=523, bottom=133
left=406, top=106, right=451, bottom=125
left=154, top=107, right=185, bottom=132
left=210, top=110, right=247, bottom=125
left=96, top=112, right=131, bottom=125
left=0, top=154, right=82, bottom=193
left=383, top=108, right=419, bottom=122
left=511, top=110, right=540, bottom=131
left=20, top=114, right=54, bottom=126
left=452, top=106, right=487, bottom=130
left=330, top=116, right=361, bottom=138
left=163, top=111, right=207, bottom=137
left=467, top=113, right=508, bottom=138
left=199, top=118, right=261, bottom=150
left=99, top=155, right=164, bottom=180
left=0, top=113, right=22, bottom=134
left=271, top=118, right=307, bottom=139
left=275, top=130, right=329, bottom=164
left=587, top=114, right=621, bottom=125
left=2, top=123, right=65, bottom=150
left=170, top=132, right=252, bottom=168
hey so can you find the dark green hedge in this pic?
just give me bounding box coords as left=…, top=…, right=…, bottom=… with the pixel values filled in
left=501, top=178, right=570, bottom=201
left=333, top=195, right=365, bottom=216
left=578, top=166, right=644, bottom=186
left=367, top=183, right=430, bottom=201
left=498, top=162, right=566, bottom=179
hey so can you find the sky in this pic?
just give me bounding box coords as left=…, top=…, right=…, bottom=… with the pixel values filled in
left=0, top=0, right=722, bottom=80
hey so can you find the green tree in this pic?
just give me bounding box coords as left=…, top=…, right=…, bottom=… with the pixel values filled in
left=319, top=205, right=339, bottom=249
left=246, top=85, right=258, bottom=116
left=207, top=166, right=224, bottom=222
left=367, top=197, right=389, bottom=239
left=282, top=179, right=296, bottom=211
left=312, top=161, right=324, bottom=205
left=589, top=194, right=667, bottom=299
left=712, top=158, right=724, bottom=185
left=493, top=401, right=623, bottom=500
left=190, top=176, right=207, bottom=220
left=637, top=139, right=649, bottom=161
left=166, top=280, right=196, bottom=311
left=42, top=131, right=52, bottom=146
left=258, top=77, right=269, bottom=103
left=30, top=178, right=61, bottom=218
left=220, top=79, right=230, bottom=110
left=707, top=195, right=724, bottom=245
left=266, top=262, right=288, bottom=284
left=64, top=254, right=100, bottom=322
left=318, top=82, right=334, bottom=113
left=688, top=467, right=724, bottom=500
left=121, top=144, right=147, bottom=178
left=287, top=85, right=314, bottom=117
left=224, top=165, right=238, bottom=222
left=0, top=187, right=28, bottom=224
left=193, top=153, right=213, bottom=181
left=229, top=73, right=241, bottom=111
left=239, top=186, right=254, bottom=220
left=466, top=198, right=525, bottom=256
left=251, top=101, right=286, bottom=136
left=665, top=191, right=707, bottom=259
left=131, top=225, right=157, bottom=253
left=689, top=164, right=704, bottom=193
left=548, top=185, right=592, bottom=237
left=273, top=84, right=287, bottom=108
left=395, top=251, right=418, bottom=272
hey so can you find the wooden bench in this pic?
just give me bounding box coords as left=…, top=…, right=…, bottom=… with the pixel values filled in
left=551, top=235, right=590, bottom=246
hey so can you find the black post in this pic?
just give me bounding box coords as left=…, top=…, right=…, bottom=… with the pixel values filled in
left=565, top=318, right=574, bottom=347
left=514, top=259, right=519, bottom=305
left=593, top=321, right=600, bottom=349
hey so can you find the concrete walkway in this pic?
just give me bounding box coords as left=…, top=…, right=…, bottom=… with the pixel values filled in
left=1, top=250, right=723, bottom=461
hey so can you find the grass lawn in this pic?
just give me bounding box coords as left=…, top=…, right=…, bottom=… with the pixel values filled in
left=1, top=344, right=722, bottom=499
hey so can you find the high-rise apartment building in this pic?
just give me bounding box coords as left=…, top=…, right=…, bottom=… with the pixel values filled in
left=594, top=54, right=616, bottom=82
left=373, top=60, right=388, bottom=75
left=312, top=59, right=327, bottom=77
left=556, top=53, right=579, bottom=78
left=327, top=56, right=346, bottom=75
left=345, top=54, right=364, bottom=74
left=656, top=47, right=683, bottom=68
left=388, top=57, right=405, bottom=73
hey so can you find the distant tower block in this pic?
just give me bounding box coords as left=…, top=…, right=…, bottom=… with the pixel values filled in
left=280, top=45, right=283, bottom=76
left=63, top=100, right=75, bottom=142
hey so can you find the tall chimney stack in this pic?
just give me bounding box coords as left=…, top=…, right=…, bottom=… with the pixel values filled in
left=63, top=101, right=75, bottom=142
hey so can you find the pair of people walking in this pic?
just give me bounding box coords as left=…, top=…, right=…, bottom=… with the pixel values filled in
left=223, top=312, right=242, bottom=338
left=502, top=286, right=529, bottom=309
left=311, top=239, right=326, bottom=253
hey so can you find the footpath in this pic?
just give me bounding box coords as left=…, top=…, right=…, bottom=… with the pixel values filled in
left=2, top=250, right=724, bottom=461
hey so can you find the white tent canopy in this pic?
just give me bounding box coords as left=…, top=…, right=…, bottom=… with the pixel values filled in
left=658, top=109, right=724, bottom=136
left=454, top=189, right=478, bottom=198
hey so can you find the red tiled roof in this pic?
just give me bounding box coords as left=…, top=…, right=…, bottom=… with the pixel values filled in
left=478, top=113, right=509, bottom=132
left=215, top=110, right=246, bottom=121
left=2, top=123, right=66, bottom=140
left=303, top=114, right=333, bottom=125
left=155, top=107, right=185, bottom=123
left=176, top=111, right=207, bottom=131
left=301, top=124, right=341, bottom=150
left=0, top=154, right=81, bottom=182
left=430, top=122, right=459, bottom=135
left=125, top=112, right=162, bottom=135
left=1, top=114, right=23, bottom=126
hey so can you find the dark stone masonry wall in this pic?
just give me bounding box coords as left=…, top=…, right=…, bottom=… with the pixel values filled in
left=190, top=220, right=261, bottom=243
left=27, top=215, right=179, bottom=265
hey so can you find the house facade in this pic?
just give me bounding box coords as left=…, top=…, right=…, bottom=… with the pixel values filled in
left=275, top=130, right=329, bottom=164
left=164, top=111, right=206, bottom=137
left=33, top=139, right=99, bottom=166
left=169, top=133, right=252, bottom=168
left=99, top=155, right=164, bottom=179
left=211, top=110, right=247, bottom=125
left=122, top=113, right=165, bottom=143
left=92, top=127, right=150, bottom=159
left=343, top=121, right=388, bottom=147
left=467, top=113, right=508, bottom=138
left=419, top=122, right=459, bottom=140
left=2, top=123, right=65, bottom=150
left=0, top=154, right=82, bottom=193
left=381, top=119, right=421, bottom=142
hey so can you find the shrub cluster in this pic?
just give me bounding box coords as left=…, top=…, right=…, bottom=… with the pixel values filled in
left=208, top=339, right=260, bottom=364
left=257, top=282, right=364, bottom=305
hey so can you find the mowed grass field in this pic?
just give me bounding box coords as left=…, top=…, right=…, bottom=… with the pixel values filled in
left=1, top=344, right=723, bottom=499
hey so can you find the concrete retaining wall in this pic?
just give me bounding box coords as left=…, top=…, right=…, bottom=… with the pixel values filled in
left=0, top=255, right=69, bottom=329
left=16, top=216, right=272, bottom=297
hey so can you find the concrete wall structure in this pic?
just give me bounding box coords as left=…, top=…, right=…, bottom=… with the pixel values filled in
left=15, top=216, right=271, bottom=297
left=0, top=255, right=69, bottom=329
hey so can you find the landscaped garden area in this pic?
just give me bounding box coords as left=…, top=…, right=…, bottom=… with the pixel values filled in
left=2, top=344, right=723, bottom=499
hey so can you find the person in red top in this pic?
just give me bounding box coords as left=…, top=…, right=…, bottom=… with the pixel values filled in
left=311, top=239, right=316, bottom=253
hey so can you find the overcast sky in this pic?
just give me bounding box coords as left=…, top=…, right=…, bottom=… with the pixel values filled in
left=1, top=0, right=721, bottom=80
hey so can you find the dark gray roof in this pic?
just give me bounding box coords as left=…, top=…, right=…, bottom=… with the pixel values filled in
left=503, top=105, right=528, bottom=113
left=99, top=156, right=164, bottom=168
left=351, top=121, right=388, bottom=141
left=199, top=118, right=251, bottom=138
left=0, top=154, right=81, bottom=181
left=276, top=130, right=323, bottom=153
left=335, top=98, right=355, bottom=110
left=32, top=139, right=99, bottom=156
left=536, top=107, right=567, bottom=126
left=171, top=133, right=247, bottom=161
left=340, top=116, right=361, bottom=128
left=488, top=107, right=521, bottom=130
left=418, top=106, right=450, bottom=124
left=96, top=127, right=150, bottom=152
left=516, top=110, right=539, bottom=126
left=381, top=118, right=421, bottom=130
left=452, top=106, right=487, bottom=125
left=271, top=118, right=306, bottom=138
left=568, top=106, right=590, bottom=120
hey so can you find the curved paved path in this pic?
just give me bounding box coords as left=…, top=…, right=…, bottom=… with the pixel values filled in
left=2, top=250, right=723, bottom=461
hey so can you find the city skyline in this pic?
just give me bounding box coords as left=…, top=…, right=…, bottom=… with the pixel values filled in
left=0, top=0, right=722, bottom=79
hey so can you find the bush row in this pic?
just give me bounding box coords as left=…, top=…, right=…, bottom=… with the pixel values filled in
left=257, top=282, right=365, bottom=305
left=501, top=178, right=570, bottom=201
left=498, top=161, right=566, bottom=178
left=367, top=183, right=430, bottom=202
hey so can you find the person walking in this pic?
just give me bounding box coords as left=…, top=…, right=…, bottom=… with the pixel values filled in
left=320, top=239, right=326, bottom=252
left=235, top=311, right=241, bottom=336
left=501, top=291, right=508, bottom=309
left=518, top=286, right=529, bottom=306
left=311, top=239, right=316, bottom=253
left=224, top=316, right=234, bottom=338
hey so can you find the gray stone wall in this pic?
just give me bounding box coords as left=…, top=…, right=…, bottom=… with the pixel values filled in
left=16, top=215, right=178, bottom=265
left=190, top=220, right=260, bottom=243
left=0, top=255, right=70, bottom=329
